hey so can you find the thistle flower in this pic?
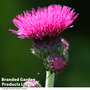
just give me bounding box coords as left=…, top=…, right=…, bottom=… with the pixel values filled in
left=9, top=4, right=79, bottom=87
left=9, top=4, right=79, bottom=40
left=50, top=56, right=67, bottom=72
left=9, top=4, right=78, bottom=73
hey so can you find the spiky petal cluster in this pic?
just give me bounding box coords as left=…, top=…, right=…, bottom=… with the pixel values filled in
left=9, top=4, right=79, bottom=40
left=23, top=78, right=41, bottom=87
left=51, top=56, right=67, bottom=71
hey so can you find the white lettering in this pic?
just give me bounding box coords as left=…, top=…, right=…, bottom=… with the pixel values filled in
left=1, top=78, right=5, bottom=81
left=20, top=78, right=31, bottom=81
left=21, top=83, right=24, bottom=86
left=2, top=82, right=20, bottom=86
left=1, top=78, right=19, bottom=81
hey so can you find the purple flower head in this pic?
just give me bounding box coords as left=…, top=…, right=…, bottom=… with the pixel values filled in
left=51, top=56, right=67, bottom=71
left=9, top=4, right=79, bottom=40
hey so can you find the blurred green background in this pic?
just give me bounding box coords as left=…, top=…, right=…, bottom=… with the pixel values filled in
left=0, top=0, right=90, bottom=87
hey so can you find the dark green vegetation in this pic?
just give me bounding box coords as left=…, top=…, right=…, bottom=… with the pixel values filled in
left=0, top=0, right=90, bottom=87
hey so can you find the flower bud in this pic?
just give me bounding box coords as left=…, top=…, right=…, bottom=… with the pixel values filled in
left=23, top=78, right=41, bottom=87
left=50, top=56, right=67, bottom=72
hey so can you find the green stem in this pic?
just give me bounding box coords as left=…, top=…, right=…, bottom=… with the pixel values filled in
left=45, top=71, right=55, bottom=87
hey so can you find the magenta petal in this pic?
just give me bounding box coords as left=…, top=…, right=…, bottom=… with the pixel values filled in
left=9, top=4, right=79, bottom=39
